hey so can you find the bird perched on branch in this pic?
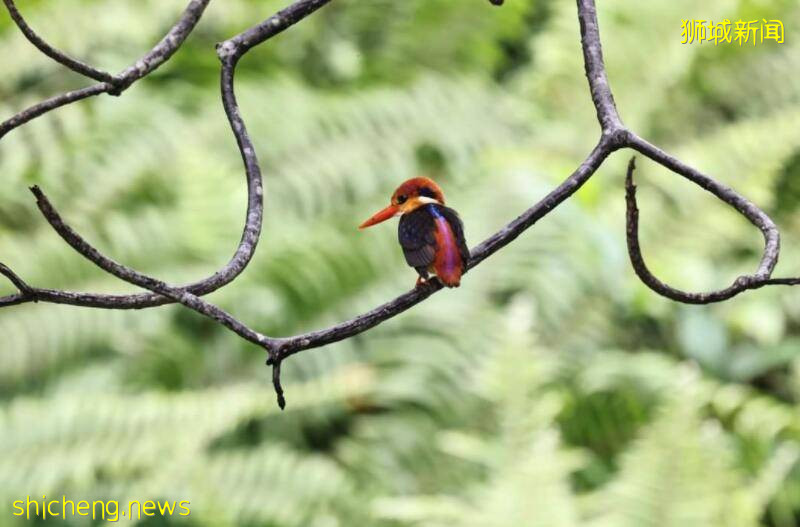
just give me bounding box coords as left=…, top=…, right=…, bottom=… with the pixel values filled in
left=360, top=177, right=469, bottom=288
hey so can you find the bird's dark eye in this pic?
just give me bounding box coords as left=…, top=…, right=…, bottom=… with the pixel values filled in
left=397, top=195, right=408, bottom=204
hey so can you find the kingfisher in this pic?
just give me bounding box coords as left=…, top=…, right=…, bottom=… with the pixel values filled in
left=359, top=177, right=469, bottom=288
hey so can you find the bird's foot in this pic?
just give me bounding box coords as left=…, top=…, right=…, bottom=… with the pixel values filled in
left=415, top=276, right=428, bottom=288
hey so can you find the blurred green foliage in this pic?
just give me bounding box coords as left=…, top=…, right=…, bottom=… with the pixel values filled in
left=1, top=0, right=800, bottom=525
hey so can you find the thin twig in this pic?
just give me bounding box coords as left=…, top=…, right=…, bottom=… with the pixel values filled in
left=0, top=0, right=211, bottom=139
left=0, top=0, right=263, bottom=312
left=113, top=0, right=210, bottom=91
left=3, top=0, right=115, bottom=83
left=0, top=293, right=30, bottom=308
left=30, top=186, right=275, bottom=351
left=0, top=262, right=34, bottom=295
left=628, top=134, right=779, bottom=279
left=217, top=0, right=334, bottom=62
left=0, top=84, right=110, bottom=139
left=272, top=360, right=286, bottom=410
left=625, top=156, right=797, bottom=303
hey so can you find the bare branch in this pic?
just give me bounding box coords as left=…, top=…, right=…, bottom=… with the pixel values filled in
left=272, top=360, right=286, bottom=410
left=576, top=0, right=624, bottom=133
left=628, top=134, right=780, bottom=279
left=3, top=0, right=335, bottom=408
left=216, top=0, right=334, bottom=63
left=0, top=262, right=38, bottom=307
left=0, top=293, right=29, bottom=308
left=0, top=84, right=110, bottom=139
left=3, top=0, right=115, bottom=83
left=762, top=277, right=800, bottom=286
left=0, top=0, right=211, bottom=139
left=4, top=0, right=800, bottom=409
left=30, top=186, right=277, bottom=352
left=269, top=137, right=618, bottom=361
left=266, top=0, right=626, bottom=361
left=0, top=0, right=264, bottom=312
left=625, top=156, right=797, bottom=304
left=3, top=0, right=624, bottom=407
left=0, top=262, right=34, bottom=296
left=4, top=0, right=335, bottom=314
left=113, top=0, right=211, bottom=91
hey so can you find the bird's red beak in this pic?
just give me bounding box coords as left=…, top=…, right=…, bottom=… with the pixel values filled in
left=359, top=204, right=399, bottom=229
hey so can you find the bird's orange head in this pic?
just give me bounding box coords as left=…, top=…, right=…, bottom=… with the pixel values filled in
left=359, top=177, right=445, bottom=229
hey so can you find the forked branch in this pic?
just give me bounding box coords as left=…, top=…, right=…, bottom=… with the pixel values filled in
left=0, top=0, right=266, bottom=312
left=0, top=0, right=211, bottom=138
left=2, top=0, right=797, bottom=409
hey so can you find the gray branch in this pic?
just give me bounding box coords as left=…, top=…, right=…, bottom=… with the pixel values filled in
left=0, top=0, right=211, bottom=138
left=0, top=0, right=264, bottom=312
left=31, top=186, right=274, bottom=351
left=3, top=0, right=115, bottom=83
left=2, top=0, right=797, bottom=408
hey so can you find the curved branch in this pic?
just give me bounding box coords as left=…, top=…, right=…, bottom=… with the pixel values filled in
left=628, top=134, right=779, bottom=279
left=0, top=0, right=265, bottom=312
left=625, top=156, right=797, bottom=304
left=264, top=0, right=623, bottom=359
left=3, top=0, right=115, bottom=82
left=6, top=0, right=337, bottom=408
left=0, top=262, right=33, bottom=295
left=6, top=0, right=799, bottom=410
left=2, top=0, right=625, bottom=408
left=30, top=186, right=275, bottom=351
left=216, top=0, right=334, bottom=63
left=113, top=0, right=210, bottom=90
left=0, top=263, right=37, bottom=307
left=1, top=48, right=265, bottom=311
left=0, top=0, right=323, bottom=314
left=0, top=0, right=211, bottom=139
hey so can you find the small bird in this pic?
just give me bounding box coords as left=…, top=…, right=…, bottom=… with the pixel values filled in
left=359, top=177, right=469, bottom=288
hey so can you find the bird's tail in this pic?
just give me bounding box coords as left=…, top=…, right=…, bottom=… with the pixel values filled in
left=436, top=266, right=462, bottom=288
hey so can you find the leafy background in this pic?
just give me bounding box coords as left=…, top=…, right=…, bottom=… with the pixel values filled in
left=1, top=0, right=800, bottom=525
